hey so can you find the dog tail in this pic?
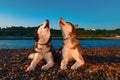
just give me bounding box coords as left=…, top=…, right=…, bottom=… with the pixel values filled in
left=28, top=53, right=35, bottom=59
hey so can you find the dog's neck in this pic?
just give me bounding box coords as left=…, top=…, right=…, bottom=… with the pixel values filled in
left=63, top=33, right=76, bottom=41
left=63, top=37, right=70, bottom=40
left=34, top=31, right=51, bottom=45
left=63, top=33, right=80, bottom=49
left=63, top=36, right=76, bottom=43
left=36, top=41, right=49, bottom=45
left=34, top=37, right=52, bottom=53
left=36, top=36, right=51, bottom=45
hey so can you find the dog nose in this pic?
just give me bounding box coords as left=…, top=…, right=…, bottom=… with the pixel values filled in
left=59, top=18, right=64, bottom=22
left=60, top=18, right=63, bottom=19
left=46, top=20, right=49, bottom=22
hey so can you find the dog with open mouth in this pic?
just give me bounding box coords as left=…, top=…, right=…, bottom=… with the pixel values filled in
left=26, top=20, right=54, bottom=72
left=59, top=18, right=85, bottom=70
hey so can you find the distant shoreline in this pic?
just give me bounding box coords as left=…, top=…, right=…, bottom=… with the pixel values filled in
left=0, top=36, right=120, bottom=40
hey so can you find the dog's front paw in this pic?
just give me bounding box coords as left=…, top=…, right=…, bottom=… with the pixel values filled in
left=71, top=65, right=79, bottom=70
left=71, top=62, right=85, bottom=70
left=60, top=65, right=67, bottom=70
left=41, top=65, right=49, bottom=70
left=26, top=66, right=35, bottom=72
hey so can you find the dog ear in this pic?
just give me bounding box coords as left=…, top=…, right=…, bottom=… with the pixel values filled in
left=34, top=29, right=39, bottom=42
left=74, top=24, right=78, bottom=29
left=34, top=34, right=39, bottom=42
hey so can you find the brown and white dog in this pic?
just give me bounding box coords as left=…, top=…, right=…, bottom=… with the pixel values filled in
left=26, top=20, right=54, bottom=71
left=59, top=18, right=85, bottom=70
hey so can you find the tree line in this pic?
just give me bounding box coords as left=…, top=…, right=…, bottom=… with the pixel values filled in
left=0, top=26, right=120, bottom=37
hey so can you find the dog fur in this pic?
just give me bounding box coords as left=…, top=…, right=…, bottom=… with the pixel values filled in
left=59, top=18, right=85, bottom=70
left=26, top=20, right=54, bottom=71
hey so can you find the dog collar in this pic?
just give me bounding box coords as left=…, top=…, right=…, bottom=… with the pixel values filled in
left=37, top=43, right=47, bottom=45
left=63, top=37, right=70, bottom=40
left=34, top=42, right=52, bottom=53
left=36, top=35, right=52, bottom=45
left=36, top=42, right=49, bottom=45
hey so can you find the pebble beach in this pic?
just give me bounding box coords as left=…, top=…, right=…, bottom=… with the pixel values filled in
left=0, top=47, right=120, bottom=80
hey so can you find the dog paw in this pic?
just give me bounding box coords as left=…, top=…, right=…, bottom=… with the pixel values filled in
left=41, top=65, right=49, bottom=70
left=71, top=62, right=85, bottom=70
left=60, top=66, right=67, bottom=70
left=26, top=66, right=35, bottom=72
left=71, top=65, right=79, bottom=70
left=28, top=53, right=34, bottom=59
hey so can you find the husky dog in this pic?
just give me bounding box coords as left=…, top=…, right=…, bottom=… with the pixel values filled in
left=26, top=20, right=54, bottom=71
left=59, top=18, right=85, bottom=70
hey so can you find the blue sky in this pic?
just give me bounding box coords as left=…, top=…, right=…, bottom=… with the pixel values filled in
left=0, top=0, right=120, bottom=29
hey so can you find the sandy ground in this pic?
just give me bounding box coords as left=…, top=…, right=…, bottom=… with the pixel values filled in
left=0, top=47, right=120, bottom=80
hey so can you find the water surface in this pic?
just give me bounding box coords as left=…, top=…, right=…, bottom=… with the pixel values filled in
left=0, top=40, right=120, bottom=49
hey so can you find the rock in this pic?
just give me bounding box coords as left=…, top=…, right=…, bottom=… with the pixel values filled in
left=0, top=48, right=120, bottom=79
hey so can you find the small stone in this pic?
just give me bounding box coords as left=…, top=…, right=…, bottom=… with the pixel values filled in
left=3, top=63, right=7, bottom=67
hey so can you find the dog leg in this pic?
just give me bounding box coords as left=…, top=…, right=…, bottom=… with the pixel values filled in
left=71, top=61, right=83, bottom=69
left=71, top=53, right=85, bottom=69
left=41, top=52, right=54, bottom=70
left=60, top=58, right=68, bottom=70
left=26, top=53, right=42, bottom=72
left=60, top=51, right=69, bottom=70
left=28, top=53, right=35, bottom=59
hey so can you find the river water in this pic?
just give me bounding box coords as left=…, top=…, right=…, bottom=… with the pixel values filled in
left=0, top=40, right=120, bottom=49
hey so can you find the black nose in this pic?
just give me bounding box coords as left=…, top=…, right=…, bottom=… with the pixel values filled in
left=60, top=17, right=63, bottom=20
left=46, top=20, right=49, bottom=22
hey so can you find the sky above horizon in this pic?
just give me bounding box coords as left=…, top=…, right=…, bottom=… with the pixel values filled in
left=0, top=0, right=120, bottom=29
